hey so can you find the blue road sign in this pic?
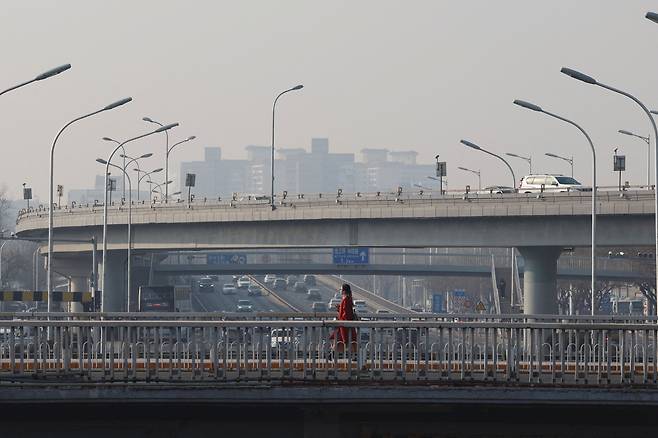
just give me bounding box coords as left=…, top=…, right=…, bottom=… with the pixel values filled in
left=332, top=247, right=369, bottom=265
left=207, top=253, right=247, bottom=265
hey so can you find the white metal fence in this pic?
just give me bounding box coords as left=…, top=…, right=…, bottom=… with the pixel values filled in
left=0, top=316, right=657, bottom=385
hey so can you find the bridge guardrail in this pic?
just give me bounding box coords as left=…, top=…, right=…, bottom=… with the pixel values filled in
left=16, top=188, right=655, bottom=223
left=0, top=318, right=657, bottom=386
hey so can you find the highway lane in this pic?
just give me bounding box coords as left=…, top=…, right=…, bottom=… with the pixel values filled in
left=191, top=275, right=289, bottom=313
left=254, top=274, right=378, bottom=313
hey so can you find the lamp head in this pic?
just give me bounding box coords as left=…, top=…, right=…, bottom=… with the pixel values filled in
left=103, top=97, right=132, bottom=111
left=618, top=129, right=634, bottom=136
left=187, top=135, right=196, bottom=141
left=155, top=122, right=179, bottom=133
left=140, top=153, right=153, bottom=159
left=460, top=139, right=480, bottom=150
left=560, top=67, right=597, bottom=85
left=34, top=63, right=71, bottom=81
left=292, top=84, right=304, bottom=91
left=96, top=158, right=108, bottom=164
left=646, top=12, right=658, bottom=24
left=102, top=137, right=117, bottom=143
left=545, top=153, right=558, bottom=158
left=142, top=117, right=154, bottom=123
left=505, top=153, right=519, bottom=158
left=152, top=168, right=163, bottom=173
left=513, top=99, right=543, bottom=112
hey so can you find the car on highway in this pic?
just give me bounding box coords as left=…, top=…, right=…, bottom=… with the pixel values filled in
left=264, top=274, right=277, bottom=285
left=519, top=174, right=586, bottom=193
left=311, top=302, right=328, bottom=312
left=376, top=309, right=391, bottom=315
left=222, top=283, right=237, bottom=295
left=237, top=276, right=251, bottom=289
left=328, top=298, right=341, bottom=309
left=198, top=276, right=215, bottom=293
left=236, top=299, right=253, bottom=312
left=303, top=274, right=316, bottom=286
left=273, top=278, right=287, bottom=290
left=286, top=275, right=298, bottom=288
left=476, top=185, right=516, bottom=194
left=354, top=300, right=367, bottom=314
left=306, top=288, right=322, bottom=300
left=247, top=284, right=262, bottom=296
left=294, top=281, right=307, bottom=293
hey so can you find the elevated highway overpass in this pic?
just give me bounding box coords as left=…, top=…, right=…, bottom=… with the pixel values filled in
left=14, top=190, right=655, bottom=314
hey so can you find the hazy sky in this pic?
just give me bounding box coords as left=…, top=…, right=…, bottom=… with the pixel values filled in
left=2, top=1, right=658, bottom=201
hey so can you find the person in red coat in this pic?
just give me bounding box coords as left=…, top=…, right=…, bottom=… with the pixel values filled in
left=330, top=283, right=358, bottom=353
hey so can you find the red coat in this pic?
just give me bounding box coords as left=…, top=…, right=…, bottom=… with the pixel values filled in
left=333, top=295, right=357, bottom=348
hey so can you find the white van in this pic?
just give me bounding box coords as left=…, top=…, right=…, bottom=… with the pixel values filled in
left=519, top=174, right=586, bottom=193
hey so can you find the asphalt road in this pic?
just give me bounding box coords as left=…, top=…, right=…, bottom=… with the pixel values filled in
left=255, top=274, right=377, bottom=313
left=190, top=275, right=289, bottom=313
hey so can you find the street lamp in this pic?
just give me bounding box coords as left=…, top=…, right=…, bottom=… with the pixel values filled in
left=646, top=11, right=658, bottom=24
left=560, top=66, right=658, bottom=316
left=102, top=137, right=127, bottom=200
left=514, top=98, right=597, bottom=315
left=96, top=158, right=134, bottom=311
left=0, top=64, right=71, bottom=97
left=618, top=129, right=650, bottom=186
left=136, top=168, right=163, bottom=202
left=47, top=97, right=132, bottom=314
left=457, top=166, right=482, bottom=190
left=460, top=140, right=516, bottom=189
left=544, top=152, right=574, bottom=177
left=166, top=136, right=196, bottom=203
left=143, top=116, right=175, bottom=200
left=119, top=152, right=152, bottom=201
left=271, top=85, right=304, bottom=210
left=505, top=153, right=532, bottom=174
left=102, top=123, right=178, bottom=313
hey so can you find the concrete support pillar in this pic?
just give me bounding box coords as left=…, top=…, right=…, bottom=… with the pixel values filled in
left=69, top=275, right=88, bottom=313
left=517, top=247, right=562, bottom=315
left=102, top=252, right=126, bottom=312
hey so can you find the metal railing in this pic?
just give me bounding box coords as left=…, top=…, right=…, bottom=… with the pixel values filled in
left=16, top=187, right=654, bottom=222
left=0, top=317, right=657, bottom=386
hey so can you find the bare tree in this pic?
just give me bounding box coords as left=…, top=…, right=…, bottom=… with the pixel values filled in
left=557, top=279, right=616, bottom=315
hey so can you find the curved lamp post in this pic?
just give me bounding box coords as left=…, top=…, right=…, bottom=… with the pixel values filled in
left=544, top=152, right=574, bottom=177
left=618, top=129, right=650, bottom=186
left=271, top=85, right=303, bottom=210
left=147, top=180, right=173, bottom=201
left=47, top=97, right=132, bottom=313
left=560, top=66, right=658, bottom=315
left=460, top=140, right=516, bottom=189
left=166, top=136, right=196, bottom=203
left=102, top=123, right=178, bottom=313
left=0, top=64, right=71, bottom=97
left=96, top=158, right=134, bottom=311
left=505, top=153, right=532, bottom=174
left=119, top=152, right=153, bottom=202
left=514, top=98, right=597, bottom=315
left=457, top=166, right=482, bottom=190
left=102, top=137, right=127, bottom=200
left=142, top=117, right=172, bottom=200
left=137, top=168, right=163, bottom=202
